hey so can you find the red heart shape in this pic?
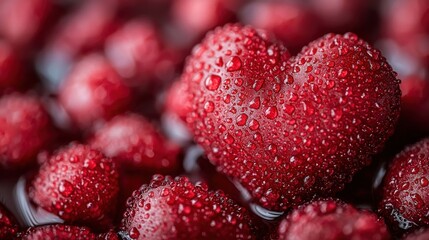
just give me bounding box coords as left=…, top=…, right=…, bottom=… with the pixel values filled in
left=181, top=24, right=401, bottom=211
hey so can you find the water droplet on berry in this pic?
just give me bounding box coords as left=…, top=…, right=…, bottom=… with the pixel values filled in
left=205, top=75, right=221, bottom=91
left=226, top=56, right=242, bottom=72
left=265, top=106, right=278, bottom=119
left=58, top=180, right=74, bottom=197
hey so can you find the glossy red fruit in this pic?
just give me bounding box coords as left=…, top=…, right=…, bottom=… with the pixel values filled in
left=120, top=175, right=256, bottom=240
left=59, top=54, right=132, bottom=129
left=278, top=199, right=390, bottom=240
left=0, top=203, right=19, bottom=239
left=399, top=75, right=429, bottom=133
left=19, top=224, right=97, bottom=240
left=0, top=0, right=51, bottom=46
left=0, top=40, right=23, bottom=92
left=181, top=24, right=401, bottom=211
left=239, top=1, right=321, bottom=54
left=29, top=143, right=119, bottom=228
left=171, top=0, right=241, bottom=37
left=382, top=0, right=429, bottom=68
left=89, top=113, right=181, bottom=172
left=105, top=19, right=177, bottom=87
left=47, top=0, right=117, bottom=58
left=98, top=229, right=120, bottom=240
left=405, top=229, right=429, bottom=240
left=379, top=138, right=429, bottom=234
left=164, top=80, right=193, bottom=122
left=0, top=93, right=54, bottom=170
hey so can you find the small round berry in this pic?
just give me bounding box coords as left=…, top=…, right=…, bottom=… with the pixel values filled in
left=0, top=203, right=19, bottom=239
left=0, top=93, right=54, bottom=170
left=29, top=143, right=119, bottom=228
left=379, top=138, right=429, bottom=233
left=58, top=54, right=132, bottom=129
left=278, top=199, right=390, bottom=240
left=120, top=175, right=256, bottom=240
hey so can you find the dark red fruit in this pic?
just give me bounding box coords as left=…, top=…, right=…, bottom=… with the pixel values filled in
left=0, top=40, right=23, bottom=92
left=239, top=1, right=321, bottom=53
left=379, top=138, right=429, bottom=233
left=89, top=113, right=180, bottom=172
left=404, top=229, right=429, bottom=240
left=0, top=203, right=19, bottom=239
left=0, top=93, right=54, bottom=170
left=278, top=199, right=390, bottom=240
left=120, top=175, right=256, bottom=239
left=399, top=74, right=429, bottom=133
left=59, top=54, right=132, bottom=129
left=98, top=229, right=120, bottom=240
left=0, top=0, right=51, bottom=46
left=19, top=224, right=96, bottom=240
left=29, top=143, right=119, bottom=228
left=105, top=19, right=178, bottom=87
left=180, top=24, right=401, bottom=211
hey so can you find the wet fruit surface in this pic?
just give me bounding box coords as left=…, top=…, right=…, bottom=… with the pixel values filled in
left=29, top=143, right=119, bottom=228
left=120, top=175, right=256, bottom=240
left=181, top=24, right=401, bottom=211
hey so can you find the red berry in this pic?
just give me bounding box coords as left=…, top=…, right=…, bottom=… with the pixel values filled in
left=0, top=0, right=52, bottom=46
left=164, top=80, right=193, bottom=123
left=278, top=199, right=390, bottom=240
left=105, top=19, right=177, bottom=87
left=404, top=229, right=429, bottom=240
left=89, top=113, right=181, bottom=172
left=29, top=143, right=119, bottom=228
left=19, top=224, right=97, bottom=240
left=0, top=40, right=23, bottom=92
left=97, top=229, right=120, bottom=240
left=239, top=1, right=321, bottom=53
left=48, top=0, right=117, bottom=57
left=0, top=203, right=19, bottom=239
left=120, top=175, right=256, bottom=239
left=59, top=54, right=132, bottom=129
left=379, top=138, right=429, bottom=234
left=180, top=24, right=401, bottom=211
left=0, top=93, right=54, bottom=170
left=171, top=0, right=241, bottom=37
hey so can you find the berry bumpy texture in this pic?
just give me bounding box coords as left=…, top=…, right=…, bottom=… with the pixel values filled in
left=29, top=143, right=119, bottom=227
left=0, top=203, right=19, bottom=239
left=120, top=175, right=256, bottom=240
left=181, top=24, right=401, bottom=211
left=89, top=113, right=180, bottom=172
left=0, top=93, right=53, bottom=170
left=18, top=224, right=97, bottom=240
left=278, top=199, right=390, bottom=240
left=379, top=138, right=429, bottom=233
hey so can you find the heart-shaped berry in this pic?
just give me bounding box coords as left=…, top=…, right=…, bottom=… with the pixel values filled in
left=181, top=24, right=401, bottom=211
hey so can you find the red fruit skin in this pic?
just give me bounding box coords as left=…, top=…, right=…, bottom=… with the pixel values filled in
left=379, top=138, right=429, bottom=234
left=405, top=229, right=429, bottom=240
left=399, top=75, right=429, bottom=133
left=97, top=229, right=120, bottom=240
left=382, top=0, right=429, bottom=68
left=0, top=204, right=19, bottom=239
left=59, top=54, right=132, bottom=129
left=105, top=19, right=178, bottom=87
left=171, top=0, right=241, bottom=37
left=278, top=199, right=390, bottom=240
left=239, top=1, right=322, bottom=54
left=120, top=175, right=256, bottom=240
left=164, top=80, right=193, bottom=122
left=181, top=24, right=401, bottom=211
left=47, top=0, right=117, bottom=58
left=0, top=40, right=23, bottom=92
left=29, top=143, right=119, bottom=228
left=89, top=113, right=181, bottom=172
left=0, top=93, right=54, bottom=170
left=19, top=224, right=97, bottom=240
left=0, top=0, right=51, bottom=46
